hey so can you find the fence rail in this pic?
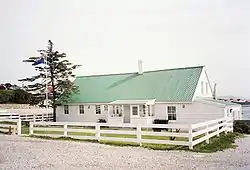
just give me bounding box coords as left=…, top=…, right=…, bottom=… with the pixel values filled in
left=29, top=117, right=233, bottom=149
left=0, top=119, right=21, bottom=135
left=0, top=112, right=53, bottom=122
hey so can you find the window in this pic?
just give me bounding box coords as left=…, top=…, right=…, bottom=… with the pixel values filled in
left=96, top=105, right=101, bottom=114
left=112, top=105, right=122, bottom=117
left=64, top=105, right=69, bottom=114
left=104, top=105, right=108, bottom=111
left=206, top=83, right=209, bottom=94
left=168, top=106, right=176, bottom=113
left=132, top=106, right=138, bottom=116
left=168, top=114, right=176, bottom=120
left=79, top=105, right=84, bottom=114
left=201, top=81, right=204, bottom=94
left=167, top=106, right=176, bottom=120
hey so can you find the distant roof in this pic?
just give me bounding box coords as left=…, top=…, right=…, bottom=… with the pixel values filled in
left=198, top=98, right=240, bottom=106
left=69, top=66, right=204, bottom=103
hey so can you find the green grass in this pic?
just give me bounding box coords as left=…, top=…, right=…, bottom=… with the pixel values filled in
left=193, top=132, right=242, bottom=153
left=0, top=121, right=17, bottom=125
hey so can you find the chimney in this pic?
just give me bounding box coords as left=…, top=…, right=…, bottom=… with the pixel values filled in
left=138, top=60, right=143, bottom=74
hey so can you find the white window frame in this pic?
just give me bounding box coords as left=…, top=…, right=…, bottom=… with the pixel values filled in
left=64, top=105, right=69, bottom=114
left=95, top=105, right=101, bottom=114
left=79, top=105, right=84, bottom=114
left=131, top=105, right=139, bottom=117
left=167, top=106, right=176, bottom=120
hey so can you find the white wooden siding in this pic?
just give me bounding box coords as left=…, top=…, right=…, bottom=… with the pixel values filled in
left=56, top=105, right=105, bottom=122
left=154, top=102, right=224, bottom=124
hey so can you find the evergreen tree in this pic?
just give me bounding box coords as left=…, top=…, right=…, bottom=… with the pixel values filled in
left=19, top=40, right=81, bottom=121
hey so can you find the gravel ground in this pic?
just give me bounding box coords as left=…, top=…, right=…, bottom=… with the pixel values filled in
left=0, top=135, right=250, bottom=170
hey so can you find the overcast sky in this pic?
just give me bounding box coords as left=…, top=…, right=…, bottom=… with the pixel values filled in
left=0, top=0, right=249, bottom=98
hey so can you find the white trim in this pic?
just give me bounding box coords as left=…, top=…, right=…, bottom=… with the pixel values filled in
left=131, top=105, right=139, bottom=117
left=110, top=99, right=156, bottom=105
left=66, top=101, right=192, bottom=105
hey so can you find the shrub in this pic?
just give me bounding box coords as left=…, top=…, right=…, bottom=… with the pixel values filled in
left=233, top=120, right=250, bottom=134
left=97, top=118, right=107, bottom=123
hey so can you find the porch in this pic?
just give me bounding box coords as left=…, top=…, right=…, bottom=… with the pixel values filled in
left=106, top=99, right=156, bottom=125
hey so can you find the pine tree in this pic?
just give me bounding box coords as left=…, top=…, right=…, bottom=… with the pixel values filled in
left=19, top=40, right=81, bottom=121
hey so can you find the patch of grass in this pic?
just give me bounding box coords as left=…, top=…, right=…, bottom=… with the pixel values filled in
left=0, top=121, right=17, bottom=125
left=193, top=132, right=243, bottom=153
left=22, top=127, right=29, bottom=134
left=28, top=135, right=98, bottom=143
left=34, top=130, right=63, bottom=135
left=100, top=140, right=140, bottom=147
left=68, top=132, right=95, bottom=136
left=142, top=143, right=187, bottom=151
left=101, top=133, right=136, bottom=138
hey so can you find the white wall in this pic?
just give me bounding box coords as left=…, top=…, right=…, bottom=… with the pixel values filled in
left=193, top=69, right=213, bottom=99
left=225, top=105, right=242, bottom=120
left=154, top=102, right=225, bottom=123
left=56, top=104, right=105, bottom=122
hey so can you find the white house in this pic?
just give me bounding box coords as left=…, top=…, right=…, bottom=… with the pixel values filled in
left=56, top=61, right=242, bottom=124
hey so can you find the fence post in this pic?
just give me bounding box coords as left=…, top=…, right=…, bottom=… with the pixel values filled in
left=206, top=122, right=209, bottom=144
left=137, top=124, right=142, bottom=146
left=17, top=119, right=22, bottom=136
left=33, top=114, right=36, bottom=122
left=225, top=119, right=228, bottom=134
left=217, top=120, right=221, bottom=137
left=96, top=124, right=100, bottom=141
left=64, top=124, right=68, bottom=137
left=29, top=122, right=34, bottom=135
left=188, top=124, right=193, bottom=150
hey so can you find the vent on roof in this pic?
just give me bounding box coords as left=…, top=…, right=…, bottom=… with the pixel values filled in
left=138, top=60, right=143, bottom=74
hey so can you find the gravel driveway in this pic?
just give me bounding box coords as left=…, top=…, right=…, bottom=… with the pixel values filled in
left=0, top=135, right=250, bottom=170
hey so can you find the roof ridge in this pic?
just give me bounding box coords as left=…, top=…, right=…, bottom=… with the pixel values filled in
left=76, top=65, right=204, bottom=78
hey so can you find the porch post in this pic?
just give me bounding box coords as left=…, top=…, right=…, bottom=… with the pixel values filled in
left=149, top=105, right=153, bottom=116
left=145, top=104, right=149, bottom=117
left=121, top=105, right=124, bottom=117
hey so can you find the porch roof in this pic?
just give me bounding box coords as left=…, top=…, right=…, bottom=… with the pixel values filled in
left=109, top=99, right=156, bottom=105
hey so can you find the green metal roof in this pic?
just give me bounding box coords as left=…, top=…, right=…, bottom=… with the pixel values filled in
left=69, top=66, right=204, bottom=103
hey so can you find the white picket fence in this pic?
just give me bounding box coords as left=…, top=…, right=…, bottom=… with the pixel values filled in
left=29, top=117, right=233, bottom=149
left=0, top=112, right=53, bottom=122
left=0, top=119, right=21, bottom=135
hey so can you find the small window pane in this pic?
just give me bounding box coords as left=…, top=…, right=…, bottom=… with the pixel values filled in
left=167, top=106, right=176, bottom=120
left=64, top=105, right=69, bottom=114
left=79, top=105, right=84, bottom=114
left=132, top=106, right=138, bottom=116
left=168, top=114, right=176, bottom=120
left=96, top=105, right=101, bottom=114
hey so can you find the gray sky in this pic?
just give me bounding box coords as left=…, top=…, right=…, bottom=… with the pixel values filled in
left=0, top=0, right=249, bottom=98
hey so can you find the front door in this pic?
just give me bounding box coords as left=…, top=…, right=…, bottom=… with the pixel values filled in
left=123, top=105, right=130, bottom=123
